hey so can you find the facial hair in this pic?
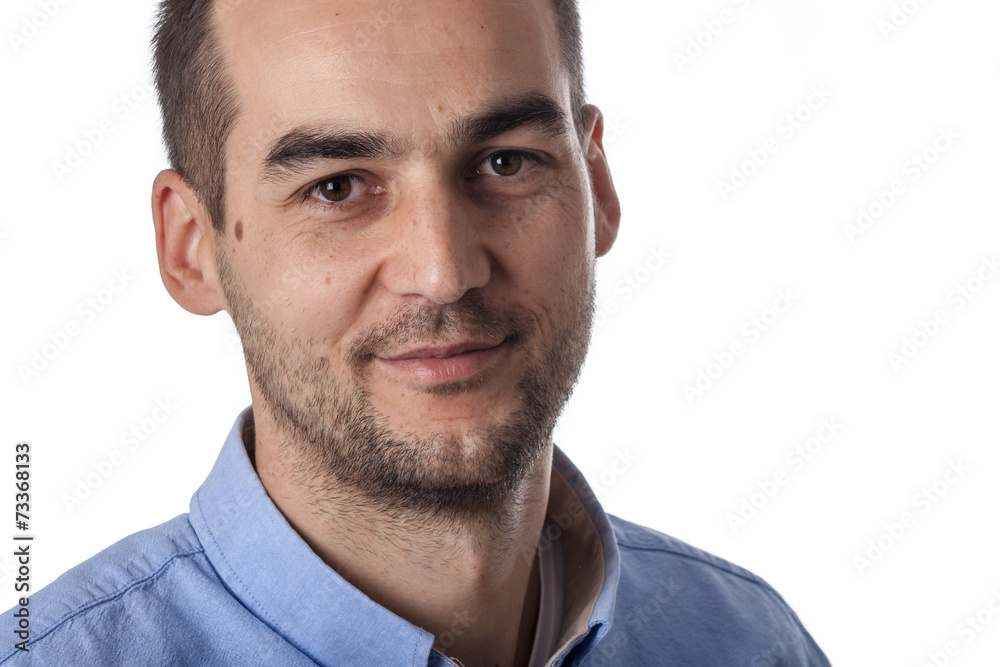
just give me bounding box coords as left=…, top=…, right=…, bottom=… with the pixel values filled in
left=217, top=246, right=596, bottom=524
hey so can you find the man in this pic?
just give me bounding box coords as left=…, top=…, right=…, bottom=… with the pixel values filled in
left=3, top=0, right=829, bottom=664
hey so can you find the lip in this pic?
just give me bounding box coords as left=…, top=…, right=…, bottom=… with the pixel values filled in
left=382, top=341, right=503, bottom=361
left=378, top=339, right=508, bottom=383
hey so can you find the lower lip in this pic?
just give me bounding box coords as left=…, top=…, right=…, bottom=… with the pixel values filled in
left=379, top=342, right=507, bottom=383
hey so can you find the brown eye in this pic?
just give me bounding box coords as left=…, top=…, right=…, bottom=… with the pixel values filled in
left=316, top=175, right=354, bottom=202
left=490, top=153, right=524, bottom=176
left=488, top=152, right=524, bottom=176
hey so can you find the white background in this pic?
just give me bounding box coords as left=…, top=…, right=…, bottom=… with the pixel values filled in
left=2, top=0, right=999, bottom=665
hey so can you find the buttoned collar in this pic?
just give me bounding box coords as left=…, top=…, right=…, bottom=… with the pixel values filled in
left=189, top=406, right=620, bottom=666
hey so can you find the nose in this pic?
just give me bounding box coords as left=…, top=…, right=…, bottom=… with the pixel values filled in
left=380, top=180, right=492, bottom=305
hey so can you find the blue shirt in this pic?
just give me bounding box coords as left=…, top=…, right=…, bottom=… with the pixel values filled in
left=3, top=408, right=830, bottom=665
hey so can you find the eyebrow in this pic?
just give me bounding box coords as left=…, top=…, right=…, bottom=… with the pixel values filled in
left=260, top=130, right=402, bottom=183
left=448, top=92, right=570, bottom=147
left=259, top=92, right=571, bottom=184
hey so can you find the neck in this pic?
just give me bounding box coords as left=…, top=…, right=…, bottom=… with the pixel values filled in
left=251, top=405, right=553, bottom=667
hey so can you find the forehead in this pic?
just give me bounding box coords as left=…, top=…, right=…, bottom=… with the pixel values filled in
left=215, top=0, right=567, bottom=143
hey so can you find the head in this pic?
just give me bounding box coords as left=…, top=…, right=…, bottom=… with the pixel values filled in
left=151, top=0, right=620, bottom=519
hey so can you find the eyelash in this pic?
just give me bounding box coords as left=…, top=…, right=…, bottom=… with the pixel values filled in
left=472, top=150, right=542, bottom=179
left=301, top=149, right=545, bottom=212
left=302, top=174, right=372, bottom=212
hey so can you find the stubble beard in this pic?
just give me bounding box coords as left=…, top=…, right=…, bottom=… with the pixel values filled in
left=217, top=247, right=596, bottom=525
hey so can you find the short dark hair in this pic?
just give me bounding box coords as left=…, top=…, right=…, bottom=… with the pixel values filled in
left=152, top=0, right=585, bottom=234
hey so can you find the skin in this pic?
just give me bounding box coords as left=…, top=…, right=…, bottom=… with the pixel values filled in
left=152, top=1, right=620, bottom=665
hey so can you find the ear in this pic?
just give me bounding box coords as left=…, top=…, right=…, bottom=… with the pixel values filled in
left=152, top=169, right=228, bottom=315
left=581, top=105, right=621, bottom=258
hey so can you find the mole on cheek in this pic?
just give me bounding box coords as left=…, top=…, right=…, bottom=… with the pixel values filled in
left=235, top=220, right=243, bottom=241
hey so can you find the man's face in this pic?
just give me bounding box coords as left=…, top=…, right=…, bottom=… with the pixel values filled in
left=210, top=0, right=616, bottom=514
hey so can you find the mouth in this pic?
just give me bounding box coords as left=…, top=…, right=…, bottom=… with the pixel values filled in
left=382, top=340, right=505, bottom=361
left=377, top=339, right=510, bottom=383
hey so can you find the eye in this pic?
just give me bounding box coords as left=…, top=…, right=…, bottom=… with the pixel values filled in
left=307, top=174, right=368, bottom=205
left=476, top=150, right=538, bottom=177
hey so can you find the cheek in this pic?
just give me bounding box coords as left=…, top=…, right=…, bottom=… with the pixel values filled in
left=494, top=186, right=595, bottom=327
left=517, top=177, right=593, bottom=271
left=234, top=237, right=370, bottom=351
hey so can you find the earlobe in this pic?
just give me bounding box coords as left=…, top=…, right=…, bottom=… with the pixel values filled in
left=582, top=105, right=621, bottom=258
left=152, top=169, right=228, bottom=316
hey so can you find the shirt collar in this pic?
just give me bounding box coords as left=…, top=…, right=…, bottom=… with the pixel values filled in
left=547, top=447, right=621, bottom=662
left=189, top=406, right=620, bottom=666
